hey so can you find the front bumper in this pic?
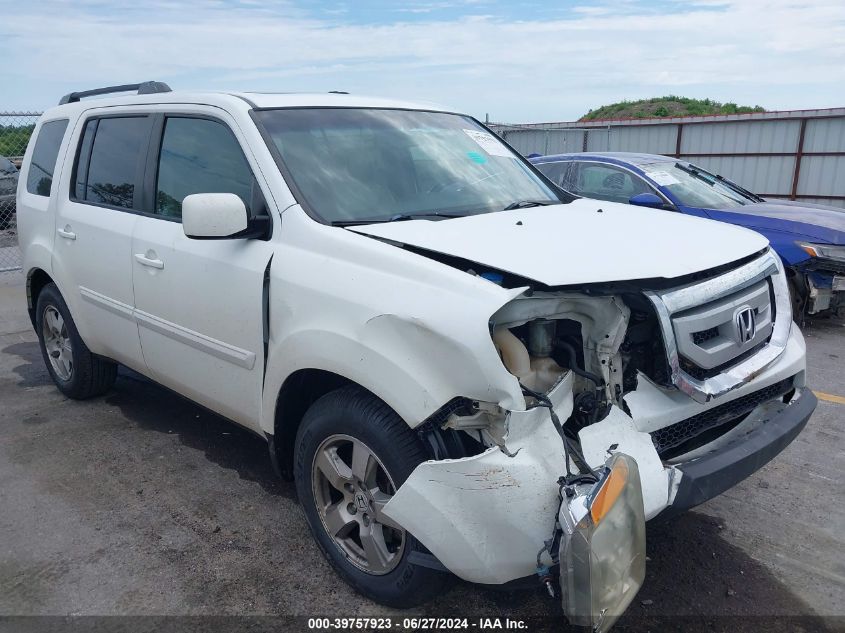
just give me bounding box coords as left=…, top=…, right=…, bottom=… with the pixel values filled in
left=659, top=387, right=816, bottom=518
left=806, top=270, right=845, bottom=314
left=382, top=327, right=810, bottom=585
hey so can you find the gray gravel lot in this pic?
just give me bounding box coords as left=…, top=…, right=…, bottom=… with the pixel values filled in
left=0, top=273, right=843, bottom=632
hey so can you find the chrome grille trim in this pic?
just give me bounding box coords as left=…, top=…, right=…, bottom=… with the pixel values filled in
left=645, top=250, right=792, bottom=403
left=672, top=278, right=773, bottom=370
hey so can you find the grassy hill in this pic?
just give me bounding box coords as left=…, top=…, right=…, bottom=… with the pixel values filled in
left=581, top=97, right=765, bottom=121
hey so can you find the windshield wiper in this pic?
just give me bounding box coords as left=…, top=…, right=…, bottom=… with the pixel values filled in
left=503, top=199, right=557, bottom=211
left=714, top=173, right=764, bottom=203
left=674, top=162, right=713, bottom=184
left=331, top=211, right=467, bottom=227
left=675, top=162, right=761, bottom=203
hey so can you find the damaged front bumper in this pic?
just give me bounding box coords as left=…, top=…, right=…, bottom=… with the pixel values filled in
left=381, top=325, right=813, bottom=589
left=658, top=387, right=816, bottom=518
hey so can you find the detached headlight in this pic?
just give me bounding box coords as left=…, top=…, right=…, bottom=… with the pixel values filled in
left=797, top=242, right=845, bottom=263
left=558, top=453, right=646, bottom=633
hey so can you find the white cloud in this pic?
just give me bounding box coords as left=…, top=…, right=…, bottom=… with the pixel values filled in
left=1, top=0, right=843, bottom=121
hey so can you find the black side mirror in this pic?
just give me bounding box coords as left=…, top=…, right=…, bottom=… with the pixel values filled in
left=628, top=192, right=666, bottom=209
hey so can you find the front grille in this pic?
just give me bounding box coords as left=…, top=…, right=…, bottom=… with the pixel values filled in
left=691, top=326, right=719, bottom=345
left=805, top=259, right=845, bottom=275
left=680, top=341, right=767, bottom=381
left=672, top=278, right=774, bottom=374
left=650, top=378, right=793, bottom=459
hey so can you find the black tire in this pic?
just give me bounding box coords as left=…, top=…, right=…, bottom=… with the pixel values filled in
left=294, top=384, right=449, bottom=607
left=35, top=282, right=118, bottom=399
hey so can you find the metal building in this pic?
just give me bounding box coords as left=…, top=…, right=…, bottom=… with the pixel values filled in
left=491, top=107, right=845, bottom=209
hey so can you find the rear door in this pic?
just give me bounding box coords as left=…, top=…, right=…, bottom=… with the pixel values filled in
left=52, top=114, right=151, bottom=370
left=131, top=111, right=274, bottom=429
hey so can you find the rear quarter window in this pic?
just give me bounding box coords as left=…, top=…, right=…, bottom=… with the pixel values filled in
left=26, top=119, right=69, bottom=196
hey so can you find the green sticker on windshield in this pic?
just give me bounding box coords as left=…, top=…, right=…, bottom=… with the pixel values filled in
left=467, top=151, right=487, bottom=164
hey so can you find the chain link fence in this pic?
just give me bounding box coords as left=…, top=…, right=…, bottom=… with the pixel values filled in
left=1, top=112, right=42, bottom=273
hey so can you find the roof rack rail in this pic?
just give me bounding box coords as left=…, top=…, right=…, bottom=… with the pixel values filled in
left=59, top=81, right=172, bottom=105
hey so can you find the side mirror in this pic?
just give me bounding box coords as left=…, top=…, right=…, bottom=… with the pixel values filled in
left=628, top=192, right=665, bottom=209
left=183, top=193, right=249, bottom=239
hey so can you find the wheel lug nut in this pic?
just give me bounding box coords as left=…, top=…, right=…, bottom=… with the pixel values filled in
left=347, top=502, right=357, bottom=515
left=362, top=513, right=370, bottom=526
left=344, top=483, right=354, bottom=493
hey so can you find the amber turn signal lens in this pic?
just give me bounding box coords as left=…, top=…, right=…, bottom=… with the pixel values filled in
left=590, top=458, right=629, bottom=525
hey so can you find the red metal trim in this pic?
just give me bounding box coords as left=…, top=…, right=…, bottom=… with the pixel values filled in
left=675, top=123, right=683, bottom=158
left=790, top=119, right=808, bottom=200
left=499, top=110, right=845, bottom=129
left=679, top=151, right=845, bottom=158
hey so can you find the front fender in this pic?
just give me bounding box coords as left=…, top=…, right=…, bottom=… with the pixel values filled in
left=259, top=206, right=531, bottom=436
left=259, top=316, right=523, bottom=436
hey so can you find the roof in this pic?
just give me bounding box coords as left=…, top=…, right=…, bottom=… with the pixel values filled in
left=532, top=151, right=680, bottom=166
left=41, top=90, right=453, bottom=121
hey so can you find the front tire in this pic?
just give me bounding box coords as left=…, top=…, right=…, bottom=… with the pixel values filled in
left=36, top=283, right=117, bottom=399
left=294, top=385, right=447, bottom=607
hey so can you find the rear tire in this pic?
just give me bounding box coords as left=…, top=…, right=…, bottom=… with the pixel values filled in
left=35, top=283, right=117, bottom=399
left=294, top=385, right=448, bottom=607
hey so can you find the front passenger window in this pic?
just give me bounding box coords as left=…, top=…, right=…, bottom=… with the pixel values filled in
left=155, top=117, right=254, bottom=219
left=569, top=163, right=652, bottom=204
left=535, top=161, right=570, bottom=188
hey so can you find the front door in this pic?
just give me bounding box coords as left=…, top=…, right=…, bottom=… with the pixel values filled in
left=131, top=113, right=274, bottom=429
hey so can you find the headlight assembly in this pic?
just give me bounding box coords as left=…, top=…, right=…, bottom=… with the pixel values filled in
left=558, top=453, right=646, bottom=633
left=797, top=242, right=845, bottom=263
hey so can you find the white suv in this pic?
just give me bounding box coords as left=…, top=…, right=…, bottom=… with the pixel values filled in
left=17, top=82, right=815, bottom=630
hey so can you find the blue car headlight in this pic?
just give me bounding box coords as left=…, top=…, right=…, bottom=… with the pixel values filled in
left=797, top=242, right=845, bottom=264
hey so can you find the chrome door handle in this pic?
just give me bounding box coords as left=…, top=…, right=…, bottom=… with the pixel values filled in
left=57, top=227, right=77, bottom=240
left=134, top=253, right=165, bottom=269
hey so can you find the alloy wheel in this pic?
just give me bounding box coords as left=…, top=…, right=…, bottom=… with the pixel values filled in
left=311, top=434, right=405, bottom=575
left=42, top=305, right=73, bottom=381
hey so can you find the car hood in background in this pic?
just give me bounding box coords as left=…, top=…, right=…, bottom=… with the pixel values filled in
left=349, top=199, right=768, bottom=286
left=717, top=201, right=845, bottom=245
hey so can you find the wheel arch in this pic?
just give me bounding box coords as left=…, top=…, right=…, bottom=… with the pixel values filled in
left=26, top=267, right=55, bottom=327
left=271, top=368, right=383, bottom=479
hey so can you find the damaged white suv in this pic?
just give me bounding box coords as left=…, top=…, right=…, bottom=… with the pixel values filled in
left=18, top=83, right=815, bottom=630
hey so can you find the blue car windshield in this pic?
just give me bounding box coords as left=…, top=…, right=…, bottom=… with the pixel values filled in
left=642, top=162, right=757, bottom=210
left=254, top=108, right=560, bottom=224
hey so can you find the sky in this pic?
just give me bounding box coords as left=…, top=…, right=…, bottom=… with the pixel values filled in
left=2, top=0, right=844, bottom=122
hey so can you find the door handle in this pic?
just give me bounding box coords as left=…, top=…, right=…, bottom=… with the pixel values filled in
left=134, top=253, right=165, bottom=270
left=57, top=226, right=77, bottom=240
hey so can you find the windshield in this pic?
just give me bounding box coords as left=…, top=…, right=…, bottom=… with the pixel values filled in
left=254, top=108, right=560, bottom=224
left=641, top=162, right=758, bottom=210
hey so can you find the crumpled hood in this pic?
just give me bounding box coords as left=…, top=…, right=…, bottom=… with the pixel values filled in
left=348, top=199, right=768, bottom=286
left=721, top=201, right=845, bottom=245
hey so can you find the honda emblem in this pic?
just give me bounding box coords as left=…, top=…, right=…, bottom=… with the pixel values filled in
left=734, top=307, right=757, bottom=345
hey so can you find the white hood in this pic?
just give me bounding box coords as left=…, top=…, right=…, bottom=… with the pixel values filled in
left=348, top=199, right=768, bottom=286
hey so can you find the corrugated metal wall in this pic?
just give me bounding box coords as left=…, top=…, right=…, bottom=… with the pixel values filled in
left=493, top=109, right=845, bottom=209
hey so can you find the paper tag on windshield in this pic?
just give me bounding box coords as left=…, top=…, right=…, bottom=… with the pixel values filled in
left=647, top=170, right=680, bottom=186
left=463, top=129, right=512, bottom=157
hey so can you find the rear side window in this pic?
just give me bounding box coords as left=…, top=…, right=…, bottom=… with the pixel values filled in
left=26, top=119, right=68, bottom=196
left=74, top=116, right=148, bottom=209
left=155, top=117, right=253, bottom=219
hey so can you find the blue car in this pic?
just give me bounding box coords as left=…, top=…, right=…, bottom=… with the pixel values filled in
left=530, top=152, right=845, bottom=316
